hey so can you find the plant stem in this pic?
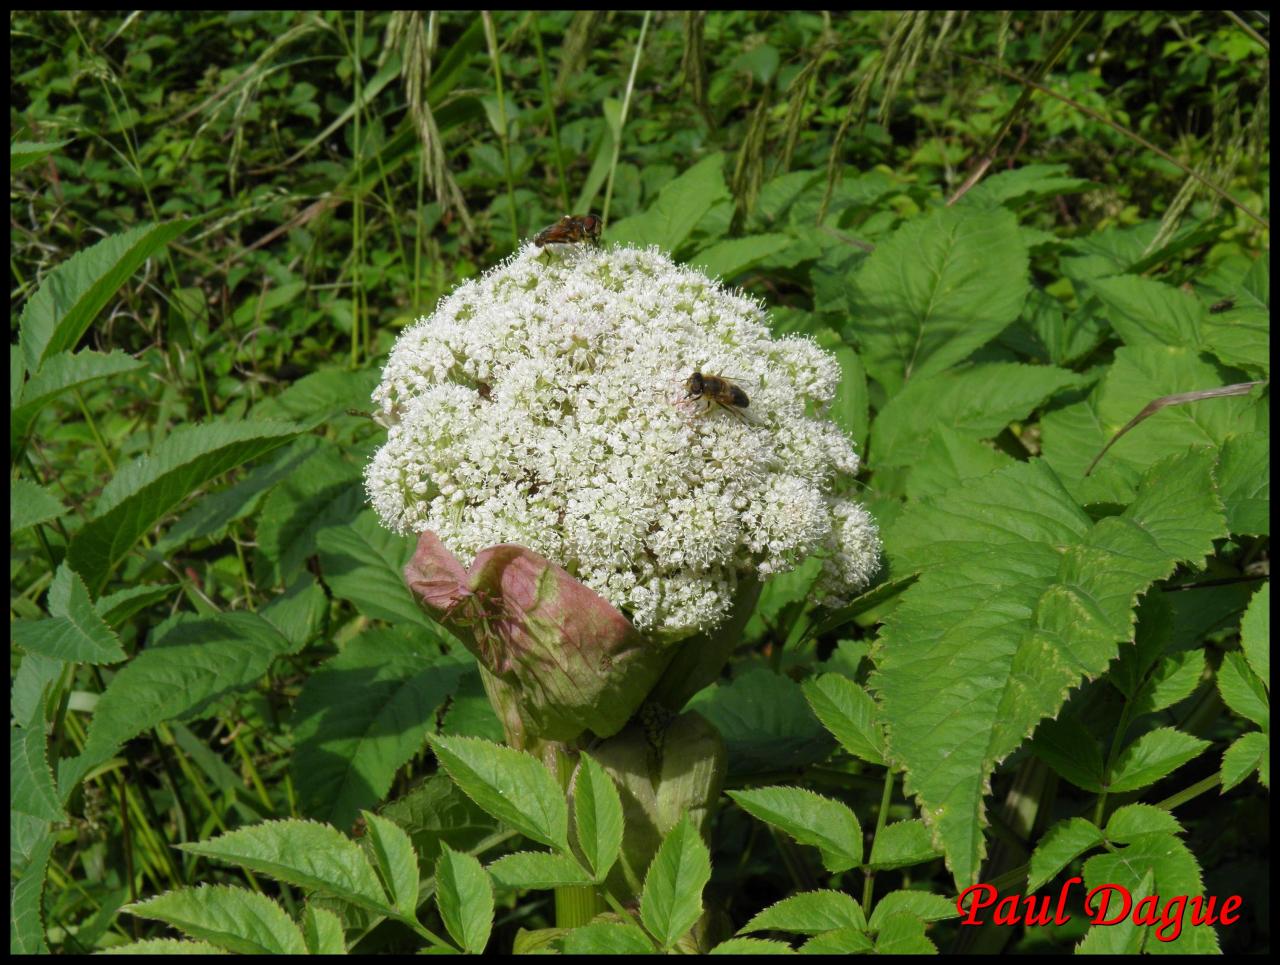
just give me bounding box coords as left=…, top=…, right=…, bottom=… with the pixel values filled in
left=551, top=746, right=603, bottom=927
left=601, top=11, right=652, bottom=228
left=1094, top=695, right=1136, bottom=826
left=555, top=885, right=601, bottom=930
left=863, top=768, right=895, bottom=914
left=1155, top=772, right=1222, bottom=812
left=600, top=888, right=645, bottom=931
left=73, top=387, right=115, bottom=472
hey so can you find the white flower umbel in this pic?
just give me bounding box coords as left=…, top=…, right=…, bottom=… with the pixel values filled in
left=367, top=243, right=880, bottom=637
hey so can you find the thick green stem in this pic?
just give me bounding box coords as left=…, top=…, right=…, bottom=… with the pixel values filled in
left=555, top=885, right=601, bottom=930
left=552, top=746, right=602, bottom=928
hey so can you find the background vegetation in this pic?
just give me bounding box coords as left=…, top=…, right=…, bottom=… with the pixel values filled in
left=11, top=10, right=1269, bottom=955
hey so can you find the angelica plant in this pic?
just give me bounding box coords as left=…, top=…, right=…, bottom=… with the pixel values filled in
left=367, top=242, right=880, bottom=640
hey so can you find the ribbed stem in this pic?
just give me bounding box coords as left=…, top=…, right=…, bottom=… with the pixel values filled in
left=552, top=746, right=602, bottom=927
left=555, top=884, right=601, bottom=929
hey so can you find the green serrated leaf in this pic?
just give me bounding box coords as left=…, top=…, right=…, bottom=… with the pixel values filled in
left=254, top=446, right=364, bottom=586
left=1087, top=274, right=1203, bottom=348
left=1019, top=287, right=1105, bottom=367
left=1107, top=727, right=1210, bottom=794
left=573, top=753, right=624, bottom=881
left=99, top=938, right=228, bottom=954
left=1027, top=817, right=1104, bottom=892
left=362, top=811, right=419, bottom=915
left=18, top=220, right=192, bottom=373
left=124, top=884, right=306, bottom=955
left=640, top=817, right=712, bottom=950
left=1200, top=297, right=1270, bottom=376
left=380, top=772, right=498, bottom=882
left=10, top=654, right=63, bottom=731
left=1217, top=651, right=1268, bottom=730
left=181, top=820, right=389, bottom=915
left=10, top=478, right=66, bottom=534
left=11, top=723, right=66, bottom=822
left=1131, top=650, right=1205, bottom=717
left=487, top=851, right=594, bottom=890
left=848, top=205, right=1029, bottom=392
left=1217, top=432, right=1269, bottom=537
left=153, top=438, right=322, bottom=555
left=250, top=366, right=382, bottom=429
left=802, top=576, right=916, bottom=644
left=435, top=844, right=494, bottom=954
left=903, top=426, right=1015, bottom=502
left=871, top=362, right=1086, bottom=471
left=93, top=584, right=179, bottom=629
left=1104, top=804, right=1183, bottom=844
left=688, top=668, right=833, bottom=775
left=511, top=925, right=567, bottom=954
left=10, top=832, right=54, bottom=953
left=301, top=903, right=346, bottom=954
left=1239, top=583, right=1269, bottom=691
left=875, top=447, right=1225, bottom=887
left=62, top=611, right=298, bottom=797
left=608, top=154, right=728, bottom=253
left=1110, top=592, right=1174, bottom=699
left=1041, top=345, right=1266, bottom=505
left=1082, top=833, right=1219, bottom=952
left=870, top=911, right=936, bottom=953
left=962, top=163, right=1091, bottom=208
left=11, top=349, right=145, bottom=449
left=259, top=574, right=326, bottom=650
left=563, top=921, right=656, bottom=955
left=293, top=628, right=464, bottom=828
left=867, top=890, right=956, bottom=931
left=710, top=935, right=797, bottom=954
left=1221, top=731, right=1268, bottom=792
left=728, top=786, right=861, bottom=872
left=10, top=139, right=71, bottom=172
left=740, top=889, right=866, bottom=935
left=1075, top=868, right=1152, bottom=954
left=689, top=233, right=793, bottom=281
left=866, top=820, right=942, bottom=870
left=801, top=927, right=876, bottom=953
left=11, top=563, right=125, bottom=665
left=1033, top=716, right=1105, bottom=792
left=814, top=328, right=870, bottom=454
left=428, top=734, right=568, bottom=850
left=316, top=510, right=434, bottom=627
left=803, top=673, right=886, bottom=766
left=68, top=420, right=299, bottom=590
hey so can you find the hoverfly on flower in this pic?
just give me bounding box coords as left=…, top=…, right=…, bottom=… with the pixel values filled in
left=534, top=213, right=602, bottom=248
left=677, top=370, right=754, bottom=423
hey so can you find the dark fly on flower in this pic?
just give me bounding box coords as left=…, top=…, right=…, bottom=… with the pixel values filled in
left=534, top=213, right=602, bottom=248
left=676, top=370, right=755, bottom=423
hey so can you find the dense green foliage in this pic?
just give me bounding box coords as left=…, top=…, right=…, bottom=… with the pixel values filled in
left=10, top=10, right=1269, bottom=955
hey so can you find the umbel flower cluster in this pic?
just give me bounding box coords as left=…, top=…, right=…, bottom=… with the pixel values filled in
left=366, top=243, right=880, bottom=638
